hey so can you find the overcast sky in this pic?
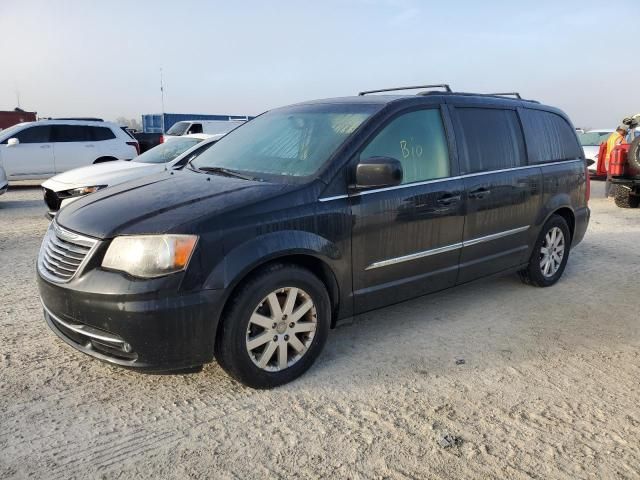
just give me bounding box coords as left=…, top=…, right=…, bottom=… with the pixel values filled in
left=1, top=0, right=638, bottom=128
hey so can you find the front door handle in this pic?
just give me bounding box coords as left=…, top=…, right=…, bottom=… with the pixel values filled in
left=468, top=187, right=491, bottom=199
left=436, top=194, right=462, bottom=206
left=40, top=144, right=51, bottom=149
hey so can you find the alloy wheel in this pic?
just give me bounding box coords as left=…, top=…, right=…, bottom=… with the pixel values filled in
left=245, top=287, right=317, bottom=372
left=539, top=226, right=565, bottom=278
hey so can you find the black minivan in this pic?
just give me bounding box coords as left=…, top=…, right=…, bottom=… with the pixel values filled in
left=37, top=86, right=590, bottom=388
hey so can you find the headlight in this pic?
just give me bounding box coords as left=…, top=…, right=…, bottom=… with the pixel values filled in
left=64, top=185, right=107, bottom=198
left=102, top=235, right=198, bottom=278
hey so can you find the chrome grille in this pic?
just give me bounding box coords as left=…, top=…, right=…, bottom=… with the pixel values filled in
left=38, top=222, right=98, bottom=282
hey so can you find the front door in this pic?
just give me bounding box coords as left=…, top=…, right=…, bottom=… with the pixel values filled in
left=350, top=107, right=465, bottom=313
left=0, top=125, right=54, bottom=179
left=450, top=106, right=542, bottom=283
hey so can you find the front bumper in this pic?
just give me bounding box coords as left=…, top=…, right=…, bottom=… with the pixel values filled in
left=38, top=274, right=226, bottom=371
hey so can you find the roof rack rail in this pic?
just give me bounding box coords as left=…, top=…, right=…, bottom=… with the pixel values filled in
left=358, top=84, right=452, bottom=96
left=54, top=117, right=104, bottom=122
left=485, top=93, right=522, bottom=99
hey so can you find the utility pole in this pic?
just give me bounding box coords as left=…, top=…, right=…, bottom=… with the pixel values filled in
left=160, top=68, right=165, bottom=134
left=15, top=89, right=20, bottom=109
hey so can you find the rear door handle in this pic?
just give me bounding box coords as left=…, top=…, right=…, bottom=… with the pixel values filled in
left=84, top=144, right=95, bottom=148
left=468, top=187, right=491, bottom=199
left=40, top=145, right=51, bottom=149
left=436, top=194, right=462, bottom=206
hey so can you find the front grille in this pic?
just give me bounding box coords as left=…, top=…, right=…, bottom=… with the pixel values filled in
left=43, top=188, right=62, bottom=211
left=38, top=222, right=98, bottom=282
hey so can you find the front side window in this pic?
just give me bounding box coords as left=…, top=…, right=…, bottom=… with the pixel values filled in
left=456, top=108, right=526, bottom=173
left=520, top=109, right=582, bottom=163
left=13, top=125, right=51, bottom=144
left=134, top=138, right=202, bottom=164
left=52, top=125, right=92, bottom=142
left=191, top=104, right=379, bottom=179
left=360, top=109, right=450, bottom=184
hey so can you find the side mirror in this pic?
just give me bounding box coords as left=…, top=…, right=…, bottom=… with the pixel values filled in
left=353, top=156, right=403, bottom=190
left=7, top=138, right=19, bottom=147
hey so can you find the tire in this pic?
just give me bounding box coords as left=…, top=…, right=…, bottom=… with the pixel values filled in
left=518, top=215, right=571, bottom=287
left=628, top=137, right=640, bottom=172
left=614, top=184, right=640, bottom=209
left=215, top=263, right=331, bottom=389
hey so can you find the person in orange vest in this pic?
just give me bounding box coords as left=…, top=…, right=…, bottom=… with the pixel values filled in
left=604, top=125, right=629, bottom=198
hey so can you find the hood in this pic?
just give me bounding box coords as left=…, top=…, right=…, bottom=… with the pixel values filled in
left=582, top=145, right=599, bottom=160
left=42, top=161, right=153, bottom=189
left=55, top=168, right=293, bottom=238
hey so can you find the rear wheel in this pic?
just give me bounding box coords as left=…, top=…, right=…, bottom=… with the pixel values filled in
left=614, top=184, right=640, bottom=208
left=215, top=263, right=331, bottom=389
left=628, top=137, right=640, bottom=172
left=519, top=215, right=571, bottom=287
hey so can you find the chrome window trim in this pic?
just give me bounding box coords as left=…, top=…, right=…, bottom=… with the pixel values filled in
left=365, top=225, right=530, bottom=270
left=318, top=159, right=583, bottom=201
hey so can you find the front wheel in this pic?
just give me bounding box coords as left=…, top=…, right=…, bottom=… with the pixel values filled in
left=215, top=263, right=331, bottom=389
left=519, top=215, right=571, bottom=287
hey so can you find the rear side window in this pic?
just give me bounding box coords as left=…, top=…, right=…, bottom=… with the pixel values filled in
left=360, top=109, right=450, bottom=184
left=91, top=127, right=116, bottom=141
left=456, top=108, right=526, bottom=173
left=520, top=109, right=582, bottom=163
left=11, top=125, right=51, bottom=143
left=52, top=125, right=92, bottom=142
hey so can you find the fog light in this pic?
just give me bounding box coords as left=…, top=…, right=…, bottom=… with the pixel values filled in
left=123, top=342, right=132, bottom=353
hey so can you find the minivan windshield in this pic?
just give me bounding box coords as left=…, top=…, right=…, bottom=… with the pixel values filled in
left=190, top=104, right=379, bottom=179
left=134, top=137, right=202, bottom=164
left=166, top=121, right=190, bottom=136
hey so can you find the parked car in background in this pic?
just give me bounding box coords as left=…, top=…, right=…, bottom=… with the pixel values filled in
left=0, top=119, right=139, bottom=181
left=578, top=129, right=613, bottom=175
left=41, top=134, right=219, bottom=216
left=0, top=164, right=7, bottom=196
left=163, top=119, right=246, bottom=141
left=37, top=86, right=590, bottom=389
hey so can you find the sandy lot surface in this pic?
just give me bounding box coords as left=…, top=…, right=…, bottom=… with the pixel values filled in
left=1, top=182, right=639, bottom=479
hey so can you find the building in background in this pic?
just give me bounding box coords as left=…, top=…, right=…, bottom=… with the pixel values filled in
left=142, top=113, right=252, bottom=133
left=0, top=108, right=37, bottom=130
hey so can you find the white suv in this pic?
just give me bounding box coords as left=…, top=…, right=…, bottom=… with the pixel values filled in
left=0, top=119, right=139, bottom=181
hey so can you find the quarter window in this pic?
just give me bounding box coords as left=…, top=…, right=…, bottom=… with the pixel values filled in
left=91, top=127, right=116, bottom=141
left=456, top=108, right=526, bottom=173
left=520, top=109, right=582, bottom=163
left=360, top=109, right=450, bottom=184
left=11, top=125, right=51, bottom=144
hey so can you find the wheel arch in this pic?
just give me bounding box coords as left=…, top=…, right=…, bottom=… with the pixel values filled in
left=93, top=156, right=118, bottom=164
left=206, top=231, right=346, bottom=335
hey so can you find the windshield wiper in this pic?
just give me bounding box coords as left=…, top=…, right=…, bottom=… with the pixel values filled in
left=195, top=166, right=256, bottom=180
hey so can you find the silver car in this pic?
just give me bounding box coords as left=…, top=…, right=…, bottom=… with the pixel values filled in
left=578, top=129, right=613, bottom=175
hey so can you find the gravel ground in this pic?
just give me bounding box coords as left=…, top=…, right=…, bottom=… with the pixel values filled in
left=1, top=181, right=639, bottom=479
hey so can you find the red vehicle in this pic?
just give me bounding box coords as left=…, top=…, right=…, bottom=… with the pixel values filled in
left=609, top=115, right=640, bottom=208
left=0, top=109, right=37, bottom=130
